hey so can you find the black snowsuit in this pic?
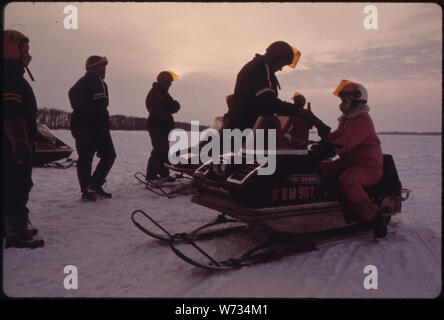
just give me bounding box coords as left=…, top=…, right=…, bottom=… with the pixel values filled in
left=145, top=82, right=180, bottom=179
left=68, top=72, right=116, bottom=193
left=223, top=54, right=298, bottom=131
left=2, top=60, right=37, bottom=233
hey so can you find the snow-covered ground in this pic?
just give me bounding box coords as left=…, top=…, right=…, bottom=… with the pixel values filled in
left=2, top=130, right=441, bottom=298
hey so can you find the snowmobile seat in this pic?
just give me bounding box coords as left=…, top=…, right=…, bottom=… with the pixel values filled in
left=364, top=154, right=402, bottom=198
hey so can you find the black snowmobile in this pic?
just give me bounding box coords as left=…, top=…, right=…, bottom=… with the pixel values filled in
left=131, top=115, right=411, bottom=270
left=33, top=123, right=75, bottom=168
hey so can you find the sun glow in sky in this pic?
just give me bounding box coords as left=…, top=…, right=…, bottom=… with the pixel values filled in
left=4, top=2, right=442, bottom=131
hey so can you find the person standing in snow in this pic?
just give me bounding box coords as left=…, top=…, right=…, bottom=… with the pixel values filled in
left=68, top=55, right=116, bottom=201
left=318, top=80, right=386, bottom=239
left=2, top=30, right=44, bottom=248
left=145, top=70, right=181, bottom=181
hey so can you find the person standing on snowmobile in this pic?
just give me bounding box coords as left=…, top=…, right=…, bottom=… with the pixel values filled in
left=222, top=41, right=302, bottom=132
left=145, top=70, right=181, bottom=181
left=278, top=92, right=331, bottom=149
left=173, top=41, right=301, bottom=169
left=68, top=55, right=116, bottom=201
left=319, top=80, right=386, bottom=239
left=2, top=29, right=44, bottom=248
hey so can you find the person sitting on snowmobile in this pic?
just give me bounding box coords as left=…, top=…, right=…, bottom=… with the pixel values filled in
left=318, top=80, right=386, bottom=239
left=278, top=92, right=331, bottom=149
left=2, top=29, right=44, bottom=248
left=145, top=70, right=181, bottom=182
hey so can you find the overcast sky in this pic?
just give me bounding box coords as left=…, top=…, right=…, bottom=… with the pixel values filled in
left=4, top=2, right=442, bottom=131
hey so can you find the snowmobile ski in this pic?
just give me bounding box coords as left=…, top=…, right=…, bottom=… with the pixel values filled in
left=39, top=158, right=76, bottom=169
left=167, top=222, right=381, bottom=270
left=130, top=209, right=377, bottom=271
left=134, top=172, right=195, bottom=198
left=131, top=210, right=249, bottom=243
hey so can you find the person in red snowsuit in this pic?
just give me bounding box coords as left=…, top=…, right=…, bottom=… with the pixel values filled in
left=319, top=80, right=386, bottom=239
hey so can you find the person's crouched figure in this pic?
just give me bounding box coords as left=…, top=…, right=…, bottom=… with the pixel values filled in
left=145, top=70, right=180, bottom=181
left=319, top=80, right=386, bottom=239
left=279, top=92, right=331, bottom=149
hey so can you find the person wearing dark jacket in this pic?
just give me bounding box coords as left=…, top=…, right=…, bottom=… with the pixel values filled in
left=2, top=30, right=44, bottom=248
left=68, top=55, right=116, bottom=201
left=223, top=41, right=302, bottom=132
left=145, top=70, right=181, bottom=181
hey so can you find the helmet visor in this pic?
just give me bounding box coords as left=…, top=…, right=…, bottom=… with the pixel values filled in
left=333, top=80, right=359, bottom=97
left=288, top=47, right=301, bottom=68
left=167, top=70, right=179, bottom=81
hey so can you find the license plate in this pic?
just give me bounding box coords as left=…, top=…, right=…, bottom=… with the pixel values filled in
left=271, top=184, right=320, bottom=202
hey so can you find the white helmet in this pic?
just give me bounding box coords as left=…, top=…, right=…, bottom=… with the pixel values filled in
left=333, top=80, right=368, bottom=102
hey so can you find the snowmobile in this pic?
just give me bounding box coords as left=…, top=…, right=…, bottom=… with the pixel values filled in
left=135, top=117, right=226, bottom=197
left=33, top=123, right=75, bottom=168
left=131, top=115, right=411, bottom=270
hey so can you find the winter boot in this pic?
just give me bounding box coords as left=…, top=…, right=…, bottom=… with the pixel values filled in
left=81, top=187, right=97, bottom=201
left=92, top=185, right=112, bottom=198
left=4, top=216, right=44, bottom=249
left=5, top=234, right=45, bottom=249
left=369, top=213, right=387, bottom=240
left=26, top=217, right=39, bottom=236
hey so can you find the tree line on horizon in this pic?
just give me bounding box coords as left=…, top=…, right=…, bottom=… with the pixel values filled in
left=36, top=107, right=209, bottom=131
left=36, top=108, right=440, bottom=135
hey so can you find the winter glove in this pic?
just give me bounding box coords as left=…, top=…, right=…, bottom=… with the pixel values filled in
left=4, top=119, right=34, bottom=165
left=310, top=140, right=341, bottom=160
left=321, top=141, right=338, bottom=158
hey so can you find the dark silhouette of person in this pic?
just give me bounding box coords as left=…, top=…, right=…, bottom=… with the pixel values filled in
left=145, top=70, right=180, bottom=181
left=3, top=29, right=44, bottom=248
left=68, top=55, right=116, bottom=201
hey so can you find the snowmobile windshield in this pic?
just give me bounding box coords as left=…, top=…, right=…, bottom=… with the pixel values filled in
left=242, top=115, right=310, bottom=155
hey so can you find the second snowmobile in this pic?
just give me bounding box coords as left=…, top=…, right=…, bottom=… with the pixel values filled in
left=33, top=123, right=74, bottom=168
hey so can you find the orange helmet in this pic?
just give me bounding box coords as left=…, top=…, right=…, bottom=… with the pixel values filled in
left=157, top=70, right=179, bottom=83
left=333, top=80, right=368, bottom=102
